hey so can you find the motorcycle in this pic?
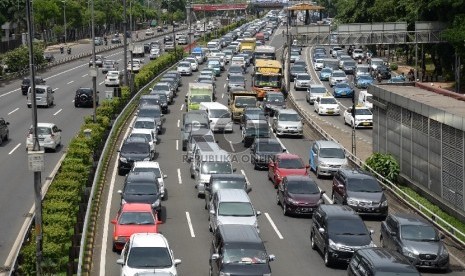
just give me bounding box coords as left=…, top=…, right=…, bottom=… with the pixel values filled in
left=60, top=46, right=64, bottom=54
left=67, top=47, right=71, bottom=55
left=377, top=73, right=382, bottom=83
left=358, top=57, right=362, bottom=64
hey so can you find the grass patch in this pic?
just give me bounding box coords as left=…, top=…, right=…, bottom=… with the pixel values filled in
left=398, top=185, right=465, bottom=242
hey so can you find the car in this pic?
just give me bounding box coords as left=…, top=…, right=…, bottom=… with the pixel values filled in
left=294, top=73, right=311, bottom=90
left=268, top=153, right=309, bottom=188
left=89, top=55, right=104, bottom=67
left=329, top=70, right=348, bottom=87
left=314, top=94, right=340, bottom=115
left=344, top=105, right=373, bottom=128
left=180, top=110, right=210, bottom=151
left=332, top=168, right=388, bottom=217
left=374, top=64, right=392, bottom=79
left=226, top=74, right=246, bottom=92
left=111, top=203, right=162, bottom=251
left=145, top=28, right=154, bottom=36
left=306, top=84, right=327, bottom=105
left=26, top=122, right=62, bottom=152
left=101, top=59, right=118, bottom=74
left=271, top=109, right=303, bottom=137
left=104, top=70, right=121, bottom=87
left=164, top=41, right=175, bottom=51
left=184, top=57, right=199, bottom=72
left=137, top=105, right=164, bottom=133
left=116, top=233, right=181, bottom=275
left=119, top=171, right=162, bottom=212
left=149, top=48, right=160, bottom=60
left=293, top=60, right=307, bottom=71
left=319, top=67, right=333, bottom=81
left=26, top=85, right=54, bottom=108
left=207, top=60, right=221, bottom=76
left=277, top=175, right=325, bottom=216
left=199, top=70, right=216, bottom=81
left=348, top=248, right=421, bottom=276
left=117, top=136, right=152, bottom=175
left=240, top=107, right=266, bottom=128
left=227, top=65, right=245, bottom=78
left=152, top=81, right=175, bottom=102
left=290, top=51, right=300, bottom=63
left=352, top=48, right=364, bottom=60
left=262, top=91, right=285, bottom=117
left=380, top=213, right=450, bottom=271
left=388, top=75, right=407, bottom=83
left=75, top=87, right=99, bottom=108
left=314, top=58, right=325, bottom=71
left=369, top=57, right=384, bottom=71
left=205, top=174, right=250, bottom=210
left=163, top=35, right=172, bottom=43
left=21, top=76, right=46, bottom=95
left=0, top=118, right=10, bottom=145
left=332, top=82, right=354, bottom=98
left=310, top=205, right=376, bottom=267
left=157, top=26, right=163, bottom=32
left=94, top=36, right=104, bottom=46
left=241, top=119, right=270, bottom=147
left=309, top=140, right=348, bottom=178
left=177, top=61, right=192, bottom=76
left=111, top=34, right=121, bottom=44
left=341, top=60, right=357, bottom=74
left=250, top=135, right=286, bottom=169
left=354, top=74, right=374, bottom=88
left=128, top=128, right=156, bottom=158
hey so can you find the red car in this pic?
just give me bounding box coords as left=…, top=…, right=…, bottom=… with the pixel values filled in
left=111, top=203, right=162, bottom=251
left=268, top=153, right=309, bottom=188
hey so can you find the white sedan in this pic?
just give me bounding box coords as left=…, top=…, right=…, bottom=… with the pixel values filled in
left=314, top=95, right=340, bottom=115
left=177, top=61, right=192, bottom=76
left=343, top=106, right=373, bottom=128
left=104, top=71, right=121, bottom=87
left=145, top=28, right=155, bottom=36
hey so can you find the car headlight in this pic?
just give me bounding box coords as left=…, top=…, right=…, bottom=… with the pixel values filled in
left=287, top=197, right=298, bottom=204
left=319, top=161, right=328, bottom=167
left=119, top=157, right=127, bottom=162
left=439, top=246, right=449, bottom=257
left=403, top=248, right=419, bottom=258
left=328, top=239, right=341, bottom=250
left=346, top=198, right=358, bottom=206
left=381, top=200, right=388, bottom=207
left=143, top=157, right=151, bottom=161
left=219, top=272, right=231, bottom=276
left=152, top=199, right=161, bottom=208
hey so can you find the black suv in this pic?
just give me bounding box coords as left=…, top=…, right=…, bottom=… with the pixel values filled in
left=21, top=76, right=46, bottom=95
left=348, top=248, right=421, bottom=276
left=117, top=137, right=152, bottom=175
left=74, top=88, right=99, bottom=108
left=0, top=118, right=10, bottom=145
left=332, top=168, right=388, bottom=218
left=250, top=138, right=285, bottom=169
left=119, top=171, right=161, bottom=212
left=137, top=105, right=164, bottom=134
left=310, top=205, right=375, bottom=267
left=210, top=224, right=275, bottom=276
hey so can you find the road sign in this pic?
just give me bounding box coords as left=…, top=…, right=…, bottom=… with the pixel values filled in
left=28, top=151, right=45, bottom=172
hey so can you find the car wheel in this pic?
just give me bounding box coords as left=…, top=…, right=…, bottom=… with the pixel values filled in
left=0, top=136, right=2, bottom=145
left=209, top=222, right=213, bottom=232
left=112, top=242, right=117, bottom=252
left=380, top=235, right=385, bottom=247
left=276, top=193, right=280, bottom=205
left=310, top=232, right=317, bottom=249
left=27, top=104, right=31, bottom=108
left=316, top=167, right=321, bottom=178
left=331, top=193, right=336, bottom=203
left=324, top=248, right=333, bottom=267
left=283, top=202, right=288, bottom=216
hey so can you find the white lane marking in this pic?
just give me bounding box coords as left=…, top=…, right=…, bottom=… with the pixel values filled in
left=223, top=83, right=226, bottom=89
left=72, top=100, right=75, bottom=103
left=265, top=212, right=284, bottom=239
left=221, top=93, right=224, bottom=99
left=53, top=109, right=62, bottom=116
left=117, top=59, right=122, bottom=62
left=0, top=90, right=17, bottom=98
left=67, top=80, right=74, bottom=84
left=180, top=104, right=184, bottom=111
left=176, top=140, right=179, bottom=151
left=177, top=119, right=180, bottom=128
left=240, top=169, right=252, bottom=189
left=82, top=74, right=88, bottom=77
left=8, top=108, right=19, bottom=115
left=8, top=143, right=21, bottom=155
left=229, top=141, right=235, bottom=152
left=99, top=81, right=104, bottom=85
left=185, top=212, right=196, bottom=238
left=177, top=168, right=182, bottom=184
left=54, top=88, right=60, bottom=91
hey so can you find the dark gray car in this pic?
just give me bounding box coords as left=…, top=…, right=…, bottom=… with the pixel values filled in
left=227, top=75, right=246, bottom=92
left=118, top=171, right=161, bottom=212
left=180, top=111, right=210, bottom=151
left=138, top=105, right=164, bottom=134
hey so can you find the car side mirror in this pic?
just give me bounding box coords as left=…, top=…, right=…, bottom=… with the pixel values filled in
left=256, top=211, right=261, bottom=216
left=282, top=148, right=287, bottom=152
left=247, top=186, right=252, bottom=193
left=117, top=149, right=121, bottom=152
left=111, top=219, right=117, bottom=224
left=209, top=209, right=215, bottom=215
left=6, top=122, right=10, bottom=125
left=163, top=174, right=168, bottom=179
left=156, top=220, right=164, bottom=225
left=318, top=227, right=325, bottom=234
left=369, top=229, right=375, bottom=235
left=211, top=254, right=219, bottom=260
left=117, top=190, right=122, bottom=194
left=233, top=168, right=237, bottom=172
left=320, top=190, right=326, bottom=195
left=268, top=254, right=276, bottom=261
left=174, top=259, right=182, bottom=266
left=116, top=259, right=124, bottom=265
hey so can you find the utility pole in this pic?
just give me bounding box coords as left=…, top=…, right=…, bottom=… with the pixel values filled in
left=285, top=8, right=291, bottom=97
left=351, top=92, right=357, bottom=155
left=26, top=0, right=43, bottom=274
left=123, top=0, right=128, bottom=86
left=91, top=0, right=97, bottom=123
left=187, top=1, right=192, bottom=54
left=62, top=0, right=66, bottom=44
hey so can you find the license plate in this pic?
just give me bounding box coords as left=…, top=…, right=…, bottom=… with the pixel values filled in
left=327, top=111, right=334, bottom=114
left=301, top=208, right=312, bottom=212
left=362, top=122, right=370, bottom=126
left=341, top=92, right=346, bottom=95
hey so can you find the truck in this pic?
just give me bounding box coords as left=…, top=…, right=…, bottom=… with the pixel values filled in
left=132, top=44, right=145, bottom=57
left=239, top=38, right=256, bottom=52
left=228, top=91, right=257, bottom=121
left=186, top=83, right=214, bottom=111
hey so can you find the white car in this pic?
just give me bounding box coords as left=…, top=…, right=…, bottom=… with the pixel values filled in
left=26, top=122, right=62, bottom=151
left=127, top=59, right=142, bottom=73
left=145, top=28, right=154, bottom=36
left=231, top=56, right=246, bottom=68
left=314, top=95, right=340, bottom=115
left=344, top=106, right=373, bottom=128
left=294, top=73, right=311, bottom=90
left=184, top=57, right=198, bottom=71
left=117, top=233, right=181, bottom=276
left=199, top=70, right=215, bottom=81
left=352, top=48, right=364, bottom=60
left=132, top=161, right=167, bottom=199
left=177, top=61, right=192, bottom=76
left=128, top=128, right=156, bottom=158
left=104, top=71, right=121, bottom=87
left=132, top=117, right=159, bottom=140
left=149, top=48, right=160, bottom=60
left=314, top=58, right=324, bottom=71
left=329, top=70, right=348, bottom=87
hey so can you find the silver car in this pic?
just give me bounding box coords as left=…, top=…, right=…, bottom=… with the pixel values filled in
left=271, top=109, right=303, bottom=137
left=309, top=140, right=348, bottom=178
left=26, top=85, right=54, bottom=108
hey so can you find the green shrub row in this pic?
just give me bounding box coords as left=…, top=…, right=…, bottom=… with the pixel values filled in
left=16, top=20, right=244, bottom=275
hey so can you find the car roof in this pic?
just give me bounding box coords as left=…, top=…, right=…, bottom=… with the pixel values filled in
left=285, top=175, right=315, bottom=182
left=124, top=136, right=148, bottom=144
left=126, top=171, right=157, bottom=182
left=133, top=161, right=160, bottom=169
left=319, top=204, right=359, bottom=219
left=356, top=248, right=419, bottom=273
left=246, top=119, right=268, bottom=126
left=121, top=203, right=154, bottom=212
left=34, top=122, right=56, bottom=128
left=211, top=174, right=246, bottom=181
left=338, top=168, right=374, bottom=180
left=277, top=109, right=298, bottom=115
left=255, top=138, right=280, bottom=144
left=314, top=140, right=343, bottom=148
left=390, top=213, right=431, bottom=226
left=217, top=189, right=249, bottom=202
left=139, top=105, right=161, bottom=110
left=130, top=233, right=168, bottom=248
left=130, top=128, right=153, bottom=135
left=217, top=224, right=261, bottom=244
left=276, top=153, right=301, bottom=159
left=135, top=116, right=156, bottom=122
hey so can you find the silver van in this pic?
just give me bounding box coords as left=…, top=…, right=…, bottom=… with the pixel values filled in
left=27, top=85, right=54, bottom=108
left=209, top=189, right=261, bottom=233
left=309, top=140, right=348, bottom=178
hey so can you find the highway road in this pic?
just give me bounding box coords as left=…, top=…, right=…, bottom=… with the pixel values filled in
left=92, top=24, right=465, bottom=276
left=0, top=26, right=181, bottom=269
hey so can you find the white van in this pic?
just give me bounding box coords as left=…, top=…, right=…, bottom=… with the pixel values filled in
left=207, top=41, right=220, bottom=51
left=200, top=102, right=233, bottom=133
left=27, top=85, right=54, bottom=108
left=358, top=90, right=373, bottom=109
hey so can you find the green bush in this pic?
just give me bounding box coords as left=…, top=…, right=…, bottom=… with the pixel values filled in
left=3, top=43, right=45, bottom=72
left=47, top=178, right=82, bottom=194
left=390, top=63, right=398, bottom=71
left=364, top=152, right=400, bottom=183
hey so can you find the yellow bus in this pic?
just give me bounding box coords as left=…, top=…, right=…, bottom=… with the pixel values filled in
left=252, top=59, right=283, bottom=99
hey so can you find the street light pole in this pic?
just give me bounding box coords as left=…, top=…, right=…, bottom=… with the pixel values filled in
left=187, top=1, right=192, bottom=54
left=123, top=0, right=128, bottom=86
left=62, top=0, right=66, bottom=44
left=91, top=0, right=97, bottom=123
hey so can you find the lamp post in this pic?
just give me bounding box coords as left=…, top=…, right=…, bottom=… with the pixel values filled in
left=91, top=0, right=97, bottom=123
left=62, top=0, right=66, bottom=44
left=187, top=0, right=192, bottom=54
left=123, top=0, right=128, bottom=86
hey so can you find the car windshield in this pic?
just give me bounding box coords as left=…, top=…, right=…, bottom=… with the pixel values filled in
left=246, top=126, right=269, bottom=137
left=279, top=113, right=300, bottom=121
left=291, top=66, right=306, bottom=72
left=118, top=211, right=155, bottom=225
left=245, top=109, right=263, bottom=116
left=328, top=219, right=368, bottom=235
left=134, top=120, right=155, bottom=129
left=320, top=98, right=337, bottom=105
left=191, top=95, right=212, bottom=104
left=229, top=75, right=244, bottom=82
left=355, top=108, right=372, bottom=115
left=179, top=62, right=190, bottom=67
left=257, top=142, right=282, bottom=152
left=347, top=178, right=382, bottom=193
left=223, top=247, right=267, bottom=264
left=319, top=147, right=345, bottom=158
left=201, top=162, right=231, bottom=174
left=35, top=88, right=46, bottom=94
left=130, top=133, right=152, bottom=142
left=278, top=158, right=304, bottom=169
left=297, top=74, right=311, bottom=80
left=209, top=109, right=229, bottom=118
left=124, top=184, right=158, bottom=195
left=287, top=180, right=320, bottom=194
left=211, top=180, right=246, bottom=193
left=335, top=83, right=350, bottom=89
left=401, top=225, right=438, bottom=241
left=126, top=247, right=172, bottom=268
left=332, top=72, right=346, bottom=78
left=266, top=94, right=284, bottom=102
left=138, top=108, right=161, bottom=118
left=229, top=66, right=243, bottom=73
left=357, top=67, right=369, bottom=73
left=37, top=127, right=52, bottom=135
left=321, top=68, right=332, bottom=74
left=311, top=87, right=327, bottom=94
left=218, top=202, right=254, bottom=216
left=133, top=167, right=161, bottom=178
left=359, top=75, right=372, bottom=80
left=235, top=97, right=256, bottom=107
left=344, top=61, right=356, bottom=67
left=121, top=142, right=150, bottom=154
left=153, top=84, right=170, bottom=91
